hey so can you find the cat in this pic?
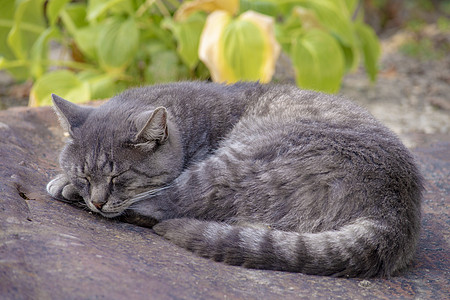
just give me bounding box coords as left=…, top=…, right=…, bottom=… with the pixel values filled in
left=47, top=81, right=423, bottom=278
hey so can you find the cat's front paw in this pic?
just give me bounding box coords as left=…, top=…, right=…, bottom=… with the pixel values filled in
left=123, top=195, right=176, bottom=227
left=47, top=174, right=83, bottom=203
left=153, top=218, right=206, bottom=250
left=120, top=209, right=159, bottom=228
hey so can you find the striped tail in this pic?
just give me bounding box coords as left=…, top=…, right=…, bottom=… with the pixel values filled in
left=153, top=218, right=401, bottom=277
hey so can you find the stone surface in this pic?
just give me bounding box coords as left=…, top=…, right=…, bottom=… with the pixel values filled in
left=0, top=105, right=448, bottom=300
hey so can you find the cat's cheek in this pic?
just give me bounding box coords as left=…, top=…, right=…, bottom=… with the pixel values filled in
left=97, top=206, right=124, bottom=218
left=72, top=188, right=95, bottom=212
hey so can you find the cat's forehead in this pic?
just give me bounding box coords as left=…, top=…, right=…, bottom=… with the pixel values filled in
left=78, top=109, right=137, bottom=141
left=68, top=127, right=136, bottom=168
left=68, top=139, right=134, bottom=175
left=84, top=150, right=117, bottom=174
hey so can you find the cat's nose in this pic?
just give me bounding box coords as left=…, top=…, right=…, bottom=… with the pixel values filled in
left=91, top=186, right=108, bottom=210
left=92, top=199, right=107, bottom=210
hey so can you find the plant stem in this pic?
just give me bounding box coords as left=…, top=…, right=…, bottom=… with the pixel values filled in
left=155, top=0, right=171, bottom=17
left=44, top=59, right=95, bottom=70
left=0, top=19, right=45, bottom=34
left=136, top=0, right=156, bottom=18
left=352, top=0, right=362, bottom=21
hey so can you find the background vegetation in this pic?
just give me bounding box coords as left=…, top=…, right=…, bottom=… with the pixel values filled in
left=0, top=0, right=412, bottom=106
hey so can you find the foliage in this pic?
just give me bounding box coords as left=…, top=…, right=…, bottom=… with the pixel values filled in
left=0, top=0, right=380, bottom=105
left=399, top=17, right=450, bottom=61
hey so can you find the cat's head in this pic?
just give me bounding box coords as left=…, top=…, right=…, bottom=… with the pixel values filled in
left=52, top=94, right=183, bottom=218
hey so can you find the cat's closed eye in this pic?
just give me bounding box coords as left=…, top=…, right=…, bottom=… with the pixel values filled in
left=111, top=175, right=125, bottom=187
left=76, top=176, right=90, bottom=185
left=109, top=170, right=132, bottom=186
left=111, top=175, right=119, bottom=185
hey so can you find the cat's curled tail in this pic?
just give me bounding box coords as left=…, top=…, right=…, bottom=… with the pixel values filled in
left=153, top=217, right=412, bottom=278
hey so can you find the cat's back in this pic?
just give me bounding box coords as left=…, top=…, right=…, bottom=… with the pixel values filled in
left=100, top=82, right=376, bottom=129
left=241, top=84, right=381, bottom=130
left=105, top=81, right=264, bottom=113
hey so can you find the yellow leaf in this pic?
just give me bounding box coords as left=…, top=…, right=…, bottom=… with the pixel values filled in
left=291, top=7, right=323, bottom=31
left=29, top=70, right=90, bottom=107
left=175, top=0, right=238, bottom=21
left=198, top=10, right=280, bottom=83
left=198, top=10, right=234, bottom=82
left=239, top=11, right=280, bottom=83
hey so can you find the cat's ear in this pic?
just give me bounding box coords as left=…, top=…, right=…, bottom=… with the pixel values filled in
left=135, top=107, right=169, bottom=144
left=51, top=94, right=92, bottom=136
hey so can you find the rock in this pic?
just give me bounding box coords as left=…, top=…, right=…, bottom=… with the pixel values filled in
left=0, top=105, right=448, bottom=299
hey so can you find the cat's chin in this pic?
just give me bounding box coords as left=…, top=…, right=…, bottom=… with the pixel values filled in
left=98, top=211, right=123, bottom=219
left=86, top=203, right=124, bottom=218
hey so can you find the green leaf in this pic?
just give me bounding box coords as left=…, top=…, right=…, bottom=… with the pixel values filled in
left=74, top=24, right=102, bottom=61
left=239, top=0, right=279, bottom=16
left=145, top=50, right=185, bottom=83
left=0, top=0, right=17, bottom=60
left=145, top=39, right=172, bottom=56
left=291, top=29, right=345, bottom=93
left=30, top=27, right=59, bottom=78
left=0, top=0, right=46, bottom=79
left=77, top=70, right=117, bottom=99
left=87, top=0, right=133, bottom=21
left=0, top=0, right=29, bottom=79
left=109, top=0, right=135, bottom=16
left=300, top=0, right=356, bottom=47
left=276, top=7, right=320, bottom=53
left=163, top=12, right=206, bottom=69
left=331, top=0, right=358, bottom=18
left=30, top=70, right=90, bottom=106
left=298, top=0, right=358, bottom=71
left=60, top=3, right=88, bottom=36
left=340, top=42, right=359, bottom=71
left=222, top=19, right=265, bottom=81
left=97, top=16, right=139, bottom=70
left=277, top=2, right=358, bottom=71
left=7, top=0, right=46, bottom=60
left=0, top=58, right=30, bottom=79
left=199, top=10, right=279, bottom=83
left=346, top=0, right=359, bottom=14
left=47, top=0, right=71, bottom=26
left=355, top=22, right=380, bottom=82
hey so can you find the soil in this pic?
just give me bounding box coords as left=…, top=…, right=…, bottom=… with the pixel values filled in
left=339, top=24, right=450, bottom=148
left=1, top=24, right=449, bottom=149
left=0, top=73, right=29, bottom=110
left=274, top=22, right=450, bottom=148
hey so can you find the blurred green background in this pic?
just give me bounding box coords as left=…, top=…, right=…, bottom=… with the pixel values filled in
left=0, top=0, right=448, bottom=108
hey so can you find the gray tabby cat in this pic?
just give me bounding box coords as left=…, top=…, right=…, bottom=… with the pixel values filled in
left=47, top=81, right=422, bottom=277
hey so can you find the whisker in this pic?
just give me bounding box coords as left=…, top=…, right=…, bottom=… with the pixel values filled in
left=130, top=185, right=172, bottom=202
left=55, top=197, right=87, bottom=209
left=108, top=184, right=173, bottom=212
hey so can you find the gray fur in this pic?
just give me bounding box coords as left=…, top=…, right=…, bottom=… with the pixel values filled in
left=47, top=81, right=423, bottom=277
